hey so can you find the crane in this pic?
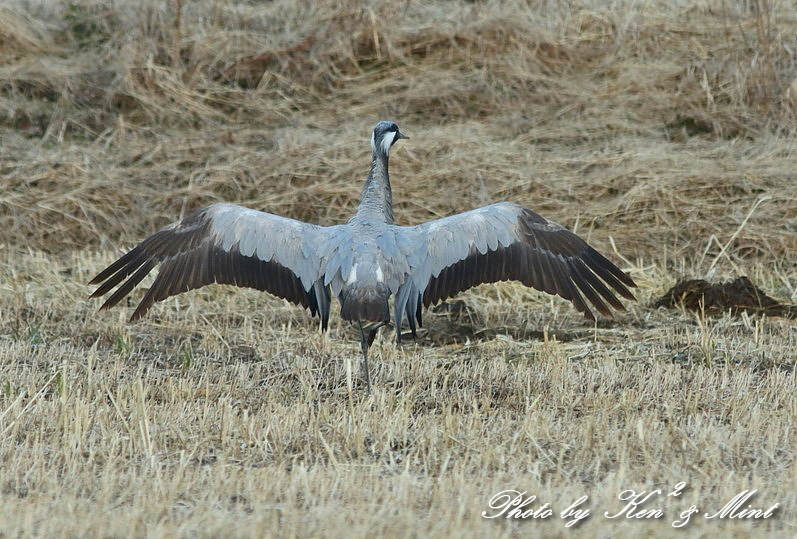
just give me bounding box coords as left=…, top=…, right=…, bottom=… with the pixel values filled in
left=90, top=121, right=637, bottom=391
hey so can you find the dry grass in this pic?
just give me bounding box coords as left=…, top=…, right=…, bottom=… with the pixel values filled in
left=1, top=0, right=797, bottom=537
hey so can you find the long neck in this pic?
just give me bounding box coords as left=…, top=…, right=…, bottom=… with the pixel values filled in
left=355, top=152, right=394, bottom=223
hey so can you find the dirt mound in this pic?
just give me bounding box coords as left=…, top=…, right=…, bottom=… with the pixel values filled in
left=654, top=276, right=797, bottom=318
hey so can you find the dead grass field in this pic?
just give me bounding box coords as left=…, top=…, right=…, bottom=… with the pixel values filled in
left=1, top=0, right=797, bottom=537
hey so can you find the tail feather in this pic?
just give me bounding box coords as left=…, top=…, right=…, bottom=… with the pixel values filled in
left=340, top=283, right=390, bottom=324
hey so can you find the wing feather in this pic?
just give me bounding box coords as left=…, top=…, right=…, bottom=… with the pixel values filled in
left=89, top=203, right=330, bottom=325
left=101, top=259, right=156, bottom=312
left=396, top=202, right=636, bottom=328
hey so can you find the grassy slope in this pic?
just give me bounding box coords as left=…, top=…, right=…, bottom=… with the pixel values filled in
left=1, top=0, right=796, bottom=536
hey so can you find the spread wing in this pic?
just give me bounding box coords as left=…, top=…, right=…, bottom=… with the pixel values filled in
left=394, top=202, right=636, bottom=333
left=89, top=203, right=331, bottom=327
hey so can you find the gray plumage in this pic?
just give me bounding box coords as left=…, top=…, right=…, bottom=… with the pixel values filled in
left=90, top=120, right=637, bottom=391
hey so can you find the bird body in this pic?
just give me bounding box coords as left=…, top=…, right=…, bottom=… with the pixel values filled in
left=90, top=121, right=636, bottom=391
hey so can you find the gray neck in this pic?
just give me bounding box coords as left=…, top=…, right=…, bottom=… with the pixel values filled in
left=355, top=152, right=394, bottom=223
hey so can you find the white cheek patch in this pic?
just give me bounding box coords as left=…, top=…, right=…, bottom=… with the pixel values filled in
left=370, top=131, right=376, bottom=153
left=375, top=265, right=384, bottom=283
left=381, top=131, right=395, bottom=155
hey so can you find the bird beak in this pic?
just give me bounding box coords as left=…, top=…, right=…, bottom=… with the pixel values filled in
left=397, top=130, right=409, bottom=140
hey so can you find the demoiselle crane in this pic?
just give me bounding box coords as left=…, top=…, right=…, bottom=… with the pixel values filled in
left=90, top=121, right=636, bottom=391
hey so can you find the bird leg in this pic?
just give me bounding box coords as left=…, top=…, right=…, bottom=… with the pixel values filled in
left=358, top=321, right=373, bottom=393
left=358, top=321, right=371, bottom=395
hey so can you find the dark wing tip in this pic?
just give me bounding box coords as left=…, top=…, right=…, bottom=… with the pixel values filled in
left=622, top=288, right=637, bottom=301
left=582, top=248, right=637, bottom=301
left=588, top=247, right=637, bottom=288
left=88, top=213, right=212, bottom=316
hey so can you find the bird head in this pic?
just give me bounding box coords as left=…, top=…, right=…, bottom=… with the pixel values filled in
left=370, top=121, right=408, bottom=157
